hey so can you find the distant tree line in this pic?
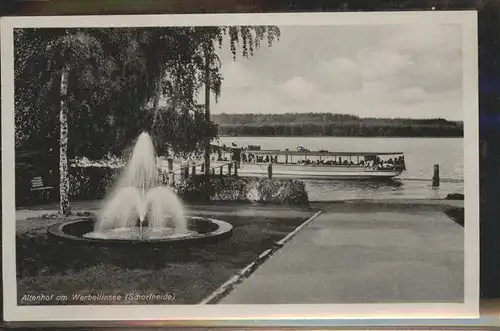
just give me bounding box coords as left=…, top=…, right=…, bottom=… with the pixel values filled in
left=213, top=113, right=463, bottom=137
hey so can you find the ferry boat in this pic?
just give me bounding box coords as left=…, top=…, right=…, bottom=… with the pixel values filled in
left=230, top=147, right=406, bottom=180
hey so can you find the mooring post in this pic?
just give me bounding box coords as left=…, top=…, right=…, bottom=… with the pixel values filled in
left=432, top=164, right=440, bottom=188
left=267, top=162, right=273, bottom=179
left=167, top=158, right=173, bottom=172
left=234, top=161, right=238, bottom=177
left=180, top=162, right=186, bottom=180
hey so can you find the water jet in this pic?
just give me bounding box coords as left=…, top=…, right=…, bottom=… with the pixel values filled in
left=48, top=132, right=232, bottom=246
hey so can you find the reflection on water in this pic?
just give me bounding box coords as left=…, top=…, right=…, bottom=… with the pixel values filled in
left=305, top=178, right=463, bottom=201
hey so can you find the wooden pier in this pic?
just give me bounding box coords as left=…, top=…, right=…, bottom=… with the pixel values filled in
left=161, top=158, right=239, bottom=186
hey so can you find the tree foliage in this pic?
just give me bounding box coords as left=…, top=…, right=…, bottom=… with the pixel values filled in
left=14, top=25, right=280, bottom=161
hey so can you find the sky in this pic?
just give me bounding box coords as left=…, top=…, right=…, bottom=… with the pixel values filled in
left=208, top=24, right=463, bottom=120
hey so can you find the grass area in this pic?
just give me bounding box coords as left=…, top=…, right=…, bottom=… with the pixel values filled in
left=16, top=210, right=313, bottom=305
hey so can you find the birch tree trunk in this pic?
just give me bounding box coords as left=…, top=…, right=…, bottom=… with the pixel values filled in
left=59, top=63, right=70, bottom=216
left=204, top=46, right=211, bottom=176
left=153, top=75, right=161, bottom=110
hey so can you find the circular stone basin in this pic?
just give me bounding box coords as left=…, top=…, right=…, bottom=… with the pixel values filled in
left=83, top=228, right=199, bottom=240
left=47, top=216, right=233, bottom=247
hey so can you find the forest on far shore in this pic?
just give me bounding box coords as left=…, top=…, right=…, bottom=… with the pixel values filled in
left=212, top=113, right=463, bottom=138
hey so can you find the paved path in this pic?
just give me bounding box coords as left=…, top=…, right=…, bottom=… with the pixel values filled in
left=221, top=205, right=464, bottom=304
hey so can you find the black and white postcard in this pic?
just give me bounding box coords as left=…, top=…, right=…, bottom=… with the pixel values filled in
left=2, top=12, right=479, bottom=322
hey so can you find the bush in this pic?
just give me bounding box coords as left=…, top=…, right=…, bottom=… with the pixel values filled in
left=175, top=175, right=248, bottom=202
left=24, top=164, right=309, bottom=205
left=69, top=166, right=122, bottom=200
left=249, top=178, right=309, bottom=205
left=176, top=175, right=309, bottom=205
left=213, top=177, right=249, bottom=201
left=446, top=193, right=464, bottom=200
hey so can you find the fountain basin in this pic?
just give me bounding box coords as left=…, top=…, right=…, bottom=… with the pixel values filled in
left=47, top=216, right=233, bottom=247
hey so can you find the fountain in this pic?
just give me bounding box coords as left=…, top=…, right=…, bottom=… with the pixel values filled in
left=48, top=132, right=232, bottom=246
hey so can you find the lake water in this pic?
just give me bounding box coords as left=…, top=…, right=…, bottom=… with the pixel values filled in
left=218, top=136, right=464, bottom=201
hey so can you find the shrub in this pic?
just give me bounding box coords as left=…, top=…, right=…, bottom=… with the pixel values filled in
left=175, top=175, right=248, bottom=202
left=35, top=165, right=168, bottom=201
left=17, top=161, right=169, bottom=205
left=69, top=166, right=122, bottom=200
left=446, top=193, right=464, bottom=200
left=281, top=179, right=309, bottom=205
left=27, top=164, right=309, bottom=205
left=212, top=176, right=249, bottom=201
left=175, top=175, right=215, bottom=202
left=247, top=178, right=309, bottom=205
left=176, top=175, right=309, bottom=205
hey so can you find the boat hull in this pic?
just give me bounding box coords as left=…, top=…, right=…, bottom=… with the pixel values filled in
left=238, top=163, right=402, bottom=180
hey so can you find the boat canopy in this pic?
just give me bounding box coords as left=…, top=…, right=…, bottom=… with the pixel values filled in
left=243, top=150, right=404, bottom=157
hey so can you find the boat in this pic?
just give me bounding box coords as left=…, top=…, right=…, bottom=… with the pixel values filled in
left=230, top=147, right=406, bottom=180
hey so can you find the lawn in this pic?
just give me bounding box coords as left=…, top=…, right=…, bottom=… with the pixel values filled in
left=16, top=207, right=314, bottom=305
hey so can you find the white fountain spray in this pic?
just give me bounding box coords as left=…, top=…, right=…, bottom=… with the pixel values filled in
left=94, top=132, right=187, bottom=240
